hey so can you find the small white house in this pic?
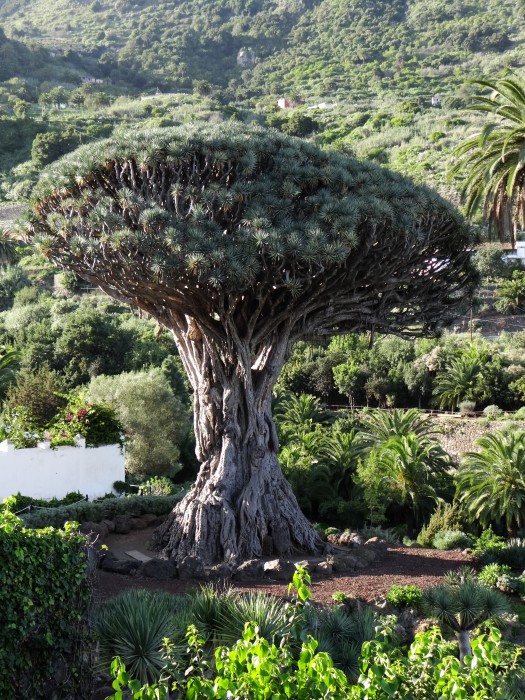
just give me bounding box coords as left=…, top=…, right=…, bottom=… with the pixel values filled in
left=0, top=439, right=124, bottom=502
left=503, top=240, right=525, bottom=266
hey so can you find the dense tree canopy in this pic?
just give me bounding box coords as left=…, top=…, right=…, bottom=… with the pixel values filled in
left=25, top=123, right=474, bottom=565
left=27, top=122, right=472, bottom=340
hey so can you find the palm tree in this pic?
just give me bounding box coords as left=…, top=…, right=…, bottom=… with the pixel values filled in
left=278, top=439, right=336, bottom=517
left=0, top=228, right=19, bottom=265
left=373, top=433, right=451, bottom=533
left=450, top=75, right=525, bottom=246
left=433, top=354, right=481, bottom=411
left=320, top=428, right=367, bottom=496
left=0, top=345, right=20, bottom=400
left=274, top=393, right=331, bottom=443
left=457, top=430, right=525, bottom=535
left=359, top=407, right=436, bottom=443
left=423, top=580, right=510, bottom=662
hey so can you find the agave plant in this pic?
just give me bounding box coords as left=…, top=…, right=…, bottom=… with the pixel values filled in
left=187, top=584, right=230, bottom=645
left=94, top=589, right=188, bottom=684
left=214, top=591, right=292, bottom=647
left=300, top=605, right=376, bottom=680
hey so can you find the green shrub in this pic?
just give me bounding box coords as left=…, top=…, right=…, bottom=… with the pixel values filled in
left=324, top=527, right=341, bottom=536
left=483, top=404, right=503, bottom=417
left=473, top=526, right=507, bottom=556
left=386, top=584, right=423, bottom=609
left=0, top=406, right=43, bottom=447
left=443, top=566, right=477, bottom=586
left=417, top=502, right=465, bottom=547
left=360, top=525, right=401, bottom=544
left=213, top=591, right=292, bottom=647
left=50, top=395, right=123, bottom=447
left=21, top=494, right=183, bottom=529
left=332, top=591, right=348, bottom=604
left=88, top=368, right=190, bottom=477
left=478, top=563, right=513, bottom=588
left=300, top=605, right=377, bottom=680
left=138, top=476, right=177, bottom=496
left=432, top=530, right=473, bottom=550
left=6, top=490, right=85, bottom=513
left=107, top=624, right=524, bottom=700
left=113, top=479, right=136, bottom=495
left=481, top=539, right=525, bottom=570
left=0, top=503, right=93, bottom=698
left=111, top=623, right=351, bottom=699
left=514, top=406, right=525, bottom=420
left=459, top=400, right=476, bottom=415
left=494, top=573, right=524, bottom=594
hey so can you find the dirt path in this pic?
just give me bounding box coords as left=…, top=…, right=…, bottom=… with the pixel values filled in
left=94, top=527, right=473, bottom=606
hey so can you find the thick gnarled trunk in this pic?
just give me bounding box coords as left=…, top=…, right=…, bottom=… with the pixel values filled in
left=155, top=317, right=324, bottom=566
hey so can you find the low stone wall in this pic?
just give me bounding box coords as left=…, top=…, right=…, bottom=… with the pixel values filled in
left=429, top=416, right=525, bottom=463
left=0, top=439, right=124, bottom=501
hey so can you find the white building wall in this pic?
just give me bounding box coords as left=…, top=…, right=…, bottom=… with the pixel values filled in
left=0, top=440, right=125, bottom=501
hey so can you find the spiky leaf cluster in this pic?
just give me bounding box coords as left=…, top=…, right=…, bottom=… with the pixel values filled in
left=26, top=122, right=473, bottom=340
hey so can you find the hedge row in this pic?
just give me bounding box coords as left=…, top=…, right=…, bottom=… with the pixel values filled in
left=0, top=508, right=93, bottom=699
left=21, top=494, right=182, bottom=529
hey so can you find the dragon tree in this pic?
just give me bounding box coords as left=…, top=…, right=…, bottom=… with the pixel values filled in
left=26, top=123, right=473, bottom=566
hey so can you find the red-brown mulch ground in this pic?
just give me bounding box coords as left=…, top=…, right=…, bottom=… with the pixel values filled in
left=94, top=527, right=474, bottom=607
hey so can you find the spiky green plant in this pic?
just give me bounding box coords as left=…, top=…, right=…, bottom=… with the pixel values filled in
left=300, top=605, right=376, bottom=680
left=214, top=591, right=292, bottom=646
left=433, top=353, right=482, bottom=411
left=423, top=580, right=511, bottom=662
left=187, top=585, right=229, bottom=645
left=94, top=589, right=185, bottom=684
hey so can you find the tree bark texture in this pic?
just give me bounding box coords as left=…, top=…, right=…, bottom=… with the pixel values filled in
left=154, top=313, right=324, bottom=565
left=457, top=630, right=473, bottom=664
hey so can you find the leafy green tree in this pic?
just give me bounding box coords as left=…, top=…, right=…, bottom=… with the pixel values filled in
left=27, top=123, right=473, bottom=565
left=12, top=98, right=30, bottom=120
left=474, top=243, right=518, bottom=280
left=332, top=360, right=366, bottom=408
left=494, top=269, right=525, bottom=314
left=53, top=306, right=135, bottom=387
left=88, top=368, right=191, bottom=478
left=450, top=75, right=525, bottom=246
left=31, top=128, right=80, bottom=168
left=423, top=580, right=511, bottom=662
left=457, top=431, right=525, bottom=535
left=4, top=365, right=65, bottom=425
left=47, top=86, right=69, bottom=109
left=281, top=112, right=319, bottom=137
left=0, top=265, right=30, bottom=311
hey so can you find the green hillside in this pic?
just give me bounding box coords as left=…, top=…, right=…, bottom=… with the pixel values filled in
left=0, top=0, right=524, bottom=211
left=0, top=0, right=522, bottom=96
